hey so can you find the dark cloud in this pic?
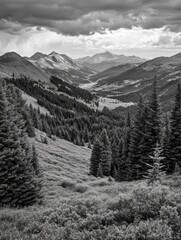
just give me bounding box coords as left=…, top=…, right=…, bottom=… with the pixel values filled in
left=0, top=0, right=181, bottom=35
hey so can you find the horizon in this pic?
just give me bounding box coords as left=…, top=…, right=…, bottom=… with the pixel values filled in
left=1, top=49, right=181, bottom=61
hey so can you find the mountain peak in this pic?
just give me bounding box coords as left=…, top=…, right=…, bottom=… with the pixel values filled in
left=1, top=52, right=21, bottom=58
left=0, top=52, right=23, bottom=63
left=49, top=51, right=59, bottom=56
left=30, top=52, right=47, bottom=61
left=96, top=51, right=115, bottom=57
left=104, top=50, right=113, bottom=54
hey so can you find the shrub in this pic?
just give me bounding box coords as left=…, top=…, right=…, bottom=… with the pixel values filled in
left=108, top=185, right=174, bottom=223
left=74, top=184, right=88, bottom=193
left=160, top=206, right=181, bottom=239
left=90, top=178, right=112, bottom=187
left=60, top=180, right=76, bottom=189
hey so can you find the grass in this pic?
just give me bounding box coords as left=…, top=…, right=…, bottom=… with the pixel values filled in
left=1, top=130, right=181, bottom=239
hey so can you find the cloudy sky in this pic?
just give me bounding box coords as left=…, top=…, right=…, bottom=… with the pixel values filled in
left=0, top=0, right=181, bottom=59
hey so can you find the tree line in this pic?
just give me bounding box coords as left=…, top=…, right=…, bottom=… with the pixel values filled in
left=50, top=76, right=96, bottom=103
left=7, top=77, right=125, bottom=146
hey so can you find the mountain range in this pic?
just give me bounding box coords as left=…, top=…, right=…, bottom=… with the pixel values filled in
left=26, top=51, right=96, bottom=85
left=89, top=52, right=181, bottom=111
left=0, top=51, right=97, bottom=86
left=75, top=51, right=145, bottom=72
left=0, top=50, right=181, bottom=112
left=0, top=50, right=146, bottom=87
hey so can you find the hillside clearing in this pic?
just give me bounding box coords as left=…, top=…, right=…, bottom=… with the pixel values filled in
left=22, top=92, right=51, bottom=115
left=31, top=130, right=143, bottom=204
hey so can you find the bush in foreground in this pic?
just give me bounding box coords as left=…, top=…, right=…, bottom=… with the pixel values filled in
left=0, top=182, right=181, bottom=240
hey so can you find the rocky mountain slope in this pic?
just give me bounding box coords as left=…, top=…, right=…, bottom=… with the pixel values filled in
left=27, top=51, right=96, bottom=85
left=0, top=52, right=50, bottom=83
left=75, top=51, right=145, bottom=72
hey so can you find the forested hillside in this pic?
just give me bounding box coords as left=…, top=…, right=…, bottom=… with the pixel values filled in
left=50, top=76, right=97, bottom=103
left=6, top=76, right=124, bottom=147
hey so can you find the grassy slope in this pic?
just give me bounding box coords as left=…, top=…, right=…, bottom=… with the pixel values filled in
left=33, top=130, right=138, bottom=204
left=33, top=130, right=91, bottom=202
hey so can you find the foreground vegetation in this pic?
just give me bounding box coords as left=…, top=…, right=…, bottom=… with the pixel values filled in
left=0, top=130, right=181, bottom=239
left=1, top=174, right=181, bottom=240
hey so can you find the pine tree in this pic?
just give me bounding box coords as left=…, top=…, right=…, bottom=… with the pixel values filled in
left=33, top=109, right=42, bottom=130
left=99, top=129, right=112, bottom=176
left=128, top=95, right=147, bottom=180
left=145, top=144, right=166, bottom=186
left=168, top=84, right=181, bottom=173
left=83, top=127, right=89, bottom=143
left=120, top=128, right=131, bottom=180
left=110, top=132, right=120, bottom=178
left=139, top=77, right=161, bottom=177
left=25, top=112, right=36, bottom=137
left=88, top=141, right=92, bottom=149
left=64, top=130, right=71, bottom=142
left=162, top=114, right=171, bottom=173
left=32, top=145, right=42, bottom=176
left=125, top=109, right=131, bottom=128
left=0, top=82, right=43, bottom=207
left=146, top=77, right=160, bottom=151
left=116, top=139, right=128, bottom=181
left=89, top=138, right=101, bottom=176
left=42, top=118, right=51, bottom=137
left=97, top=164, right=104, bottom=178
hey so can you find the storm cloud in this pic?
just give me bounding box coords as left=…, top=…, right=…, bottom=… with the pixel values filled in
left=0, top=0, right=181, bottom=36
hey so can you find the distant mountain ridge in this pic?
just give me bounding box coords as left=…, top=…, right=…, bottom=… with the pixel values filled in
left=0, top=52, right=50, bottom=83
left=90, top=52, right=181, bottom=111
left=0, top=51, right=96, bottom=86
left=75, top=51, right=146, bottom=72
left=90, top=63, right=139, bottom=83
left=27, top=51, right=96, bottom=85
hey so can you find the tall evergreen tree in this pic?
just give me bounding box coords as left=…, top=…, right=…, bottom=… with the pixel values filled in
left=125, top=109, right=131, bottom=128
left=145, top=144, right=166, bottom=186
left=99, top=129, right=112, bottom=176
left=162, top=114, right=171, bottom=173
left=147, top=77, right=161, bottom=146
left=139, top=77, right=161, bottom=177
left=110, top=132, right=120, bottom=178
left=168, top=84, right=181, bottom=173
left=122, top=127, right=131, bottom=180
left=116, top=138, right=129, bottom=181
left=128, top=95, right=146, bottom=180
left=89, top=138, right=101, bottom=176
left=97, top=163, right=104, bottom=178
